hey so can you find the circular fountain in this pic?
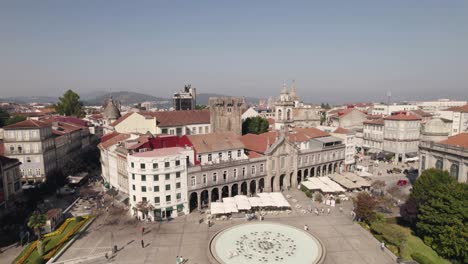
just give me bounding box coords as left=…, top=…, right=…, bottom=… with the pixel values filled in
left=209, top=222, right=325, bottom=264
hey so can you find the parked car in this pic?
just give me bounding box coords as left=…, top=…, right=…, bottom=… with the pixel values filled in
left=397, top=179, right=408, bottom=187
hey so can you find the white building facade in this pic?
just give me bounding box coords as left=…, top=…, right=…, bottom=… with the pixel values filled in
left=127, top=147, right=194, bottom=220
left=371, top=104, right=418, bottom=116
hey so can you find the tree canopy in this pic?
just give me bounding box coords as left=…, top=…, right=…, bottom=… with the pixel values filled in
left=27, top=212, right=47, bottom=239
left=0, top=108, right=9, bottom=127
left=242, top=116, right=269, bottom=135
left=0, top=108, right=27, bottom=127
left=55, top=89, right=83, bottom=117
left=354, top=192, right=378, bottom=223
left=401, top=169, right=468, bottom=262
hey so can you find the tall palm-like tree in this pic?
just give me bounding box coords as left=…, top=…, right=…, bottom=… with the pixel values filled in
left=27, top=212, right=47, bottom=240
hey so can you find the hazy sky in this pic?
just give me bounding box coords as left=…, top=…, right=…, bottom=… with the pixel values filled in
left=1, top=1, right=467, bottom=103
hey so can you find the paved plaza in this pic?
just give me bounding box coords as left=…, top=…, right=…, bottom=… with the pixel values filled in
left=53, top=188, right=395, bottom=264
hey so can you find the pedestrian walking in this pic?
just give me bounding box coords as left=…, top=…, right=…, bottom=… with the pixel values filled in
left=303, top=224, right=308, bottom=231
left=141, top=227, right=145, bottom=235
left=141, top=239, right=144, bottom=248
left=176, top=256, right=180, bottom=264
left=180, top=256, right=184, bottom=263
left=339, top=207, right=343, bottom=213
left=380, top=242, right=385, bottom=251
left=327, top=208, right=330, bottom=214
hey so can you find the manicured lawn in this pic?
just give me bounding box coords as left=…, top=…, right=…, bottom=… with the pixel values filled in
left=15, top=218, right=88, bottom=264
left=369, top=218, right=450, bottom=264
left=399, top=226, right=450, bottom=264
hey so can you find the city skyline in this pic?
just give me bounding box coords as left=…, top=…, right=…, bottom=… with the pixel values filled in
left=1, top=1, right=467, bottom=103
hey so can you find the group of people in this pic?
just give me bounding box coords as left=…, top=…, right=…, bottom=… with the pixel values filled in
left=311, top=207, right=331, bottom=216
left=176, top=255, right=186, bottom=263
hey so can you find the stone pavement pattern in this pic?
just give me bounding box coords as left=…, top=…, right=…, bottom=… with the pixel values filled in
left=55, top=189, right=395, bottom=264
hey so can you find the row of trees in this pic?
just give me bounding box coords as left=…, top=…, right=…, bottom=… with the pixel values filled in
left=400, top=169, right=467, bottom=263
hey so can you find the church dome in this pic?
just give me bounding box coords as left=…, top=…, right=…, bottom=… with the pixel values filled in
left=103, top=98, right=121, bottom=120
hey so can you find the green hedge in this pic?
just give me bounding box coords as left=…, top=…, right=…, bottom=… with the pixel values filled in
left=411, top=253, right=435, bottom=264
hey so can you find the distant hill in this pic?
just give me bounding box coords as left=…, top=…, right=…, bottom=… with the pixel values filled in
left=0, top=96, right=58, bottom=104
left=196, top=93, right=260, bottom=105
left=83, top=91, right=168, bottom=106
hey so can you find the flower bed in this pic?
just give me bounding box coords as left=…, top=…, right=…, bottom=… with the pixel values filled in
left=15, top=240, right=38, bottom=264
left=42, top=216, right=90, bottom=261
left=15, top=216, right=92, bottom=264
left=43, top=218, right=74, bottom=238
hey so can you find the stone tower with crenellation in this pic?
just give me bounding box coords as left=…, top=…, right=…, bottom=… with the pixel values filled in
left=209, top=97, right=246, bottom=136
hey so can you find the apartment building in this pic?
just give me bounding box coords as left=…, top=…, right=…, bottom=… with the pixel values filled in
left=363, top=119, right=384, bottom=153
left=3, top=118, right=92, bottom=183
left=383, top=113, right=421, bottom=162
left=3, top=120, right=56, bottom=183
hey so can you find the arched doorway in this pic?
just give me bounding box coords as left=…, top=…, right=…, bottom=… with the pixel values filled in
left=221, top=186, right=229, bottom=198
left=259, top=178, right=265, bottom=192
left=334, top=163, right=338, bottom=173
left=231, top=184, right=239, bottom=196
left=311, top=167, right=315, bottom=177
left=200, top=190, right=209, bottom=208
left=249, top=180, right=256, bottom=195
left=328, top=164, right=333, bottom=174
left=211, top=188, right=219, bottom=203
left=279, top=174, right=285, bottom=191
left=189, top=192, right=198, bottom=212
left=270, top=176, right=275, bottom=192
left=290, top=172, right=293, bottom=187
left=322, top=165, right=327, bottom=175
left=304, top=169, right=309, bottom=180
left=297, top=170, right=302, bottom=185
left=241, top=182, right=248, bottom=195
left=317, top=167, right=321, bottom=176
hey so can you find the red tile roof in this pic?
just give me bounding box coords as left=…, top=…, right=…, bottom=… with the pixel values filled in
left=100, top=131, right=120, bottom=143
left=364, top=119, right=384, bottom=125
left=292, top=127, right=329, bottom=138
left=240, top=127, right=329, bottom=154
left=439, top=133, right=468, bottom=148
left=188, top=132, right=244, bottom=153
left=328, top=108, right=364, bottom=118
left=446, top=105, right=468, bottom=113
left=40, top=117, right=85, bottom=135
left=99, top=133, right=131, bottom=149
left=110, top=110, right=210, bottom=128
left=384, top=113, right=421, bottom=121
left=246, top=151, right=264, bottom=158
left=333, top=127, right=350, bottom=134
left=3, top=119, right=50, bottom=129
left=366, top=114, right=384, bottom=120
